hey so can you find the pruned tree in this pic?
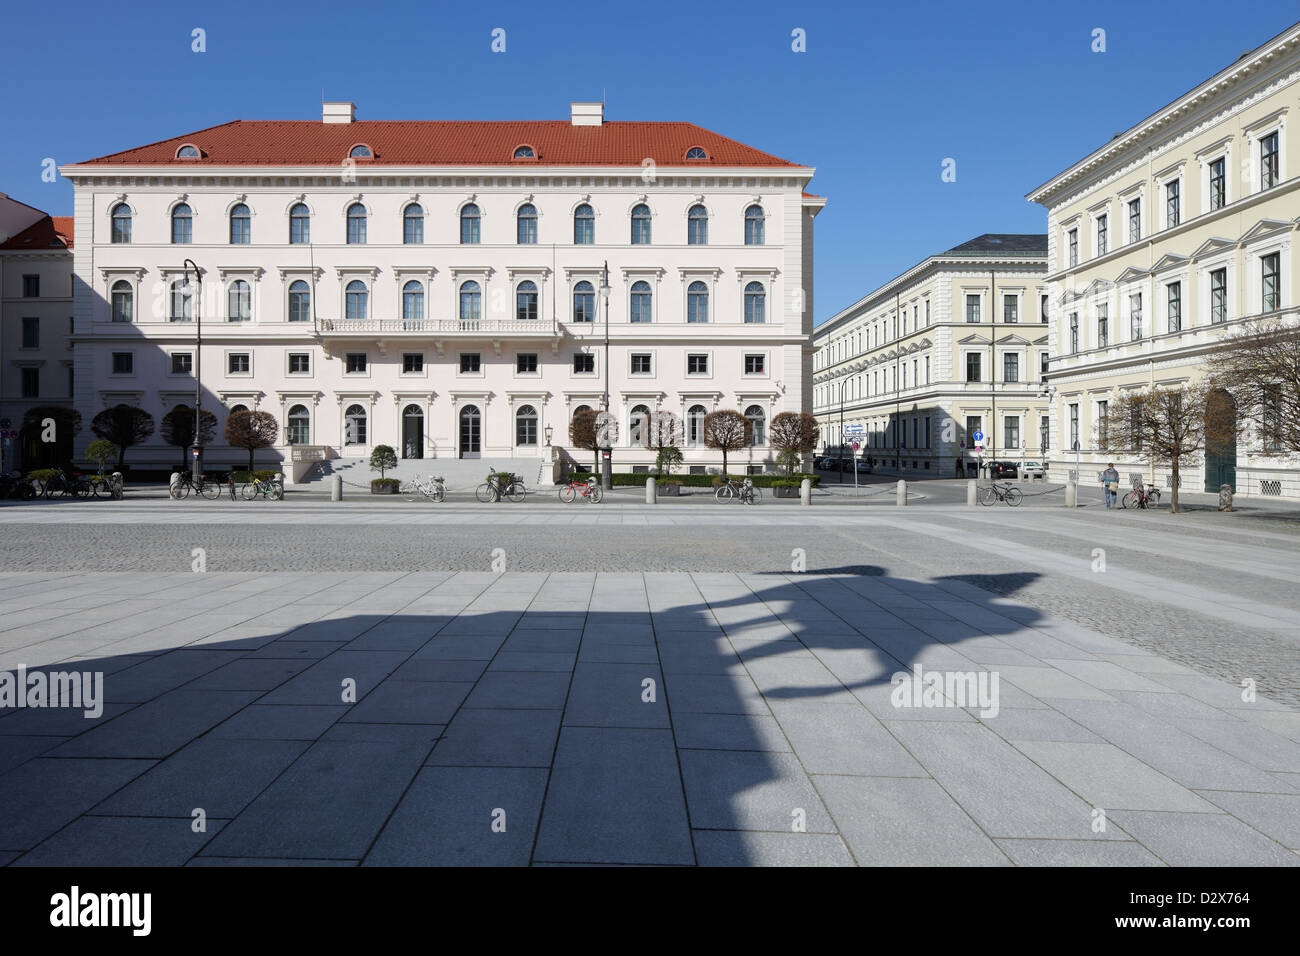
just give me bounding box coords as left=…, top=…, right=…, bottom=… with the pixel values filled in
left=1103, top=383, right=1236, bottom=513
left=642, top=410, right=684, bottom=452
left=160, top=405, right=217, bottom=469
left=569, top=409, right=601, bottom=475
left=90, top=404, right=155, bottom=470
left=369, top=444, right=398, bottom=479
left=21, top=405, right=82, bottom=439
left=770, top=411, right=819, bottom=474
left=224, top=409, right=279, bottom=473
left=84, top=439, right=117, bottom=474
left=1206, top=318, right=1300, bottom=455
left=703, top=409, right=751, bottom=477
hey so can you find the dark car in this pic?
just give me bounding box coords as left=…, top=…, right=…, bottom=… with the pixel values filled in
left=987, top=460, right=1020, bottom=480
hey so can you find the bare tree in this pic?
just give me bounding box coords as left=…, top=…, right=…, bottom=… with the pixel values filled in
left=703, top=409, right=751, bottom=477
left=569, top=409, right=600, bottom=475
left=224, top=409, right=279, bottom=473
left=770, top=411, right=819, bottom=474
left=1103, top=383, right=1235, bottom=513
left=1206, top=318, right=1300, bottom=455
left=160, top=405, right=217, bottom=469
left=90, top=405, right=155, bottom=470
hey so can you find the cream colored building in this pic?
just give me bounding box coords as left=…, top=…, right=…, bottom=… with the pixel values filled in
left=812, top=234, right=1049, bottom=477
left=1028, top=21, right=1300, bottom=499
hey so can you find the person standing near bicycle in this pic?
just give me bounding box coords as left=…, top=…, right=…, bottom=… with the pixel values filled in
left=1101, top=463, right=1120, bottom=510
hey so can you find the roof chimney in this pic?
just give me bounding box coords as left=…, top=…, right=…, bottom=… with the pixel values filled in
left=323, top=102, right=356, bottom=124
left=570, top=102, right=603, bottom=127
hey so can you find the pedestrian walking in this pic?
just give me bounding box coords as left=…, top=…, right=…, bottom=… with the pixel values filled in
left=1101, top=463, right=1120, bottom=509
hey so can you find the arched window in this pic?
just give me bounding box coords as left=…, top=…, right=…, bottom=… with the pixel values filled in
left=402, top=280, right=424, bottom=322
left=687, top=281, right=709, bottom=323
left=745, top=204, right=765, bottom=245
left=111, top=203, right=132, bottom=244
left=630, top=280, right=652, bottom=323
left=288, top=280, right=311, bottom=322
left=345, top=280, right=368, bottom=320
left=513, top=145, right=535, bottom=159
left=403, top=203, right=423, bottom=244
left=574, top=204, right=594, bottom=244
left=688, top=204, right=708, bottom=245
left=176, top=145, right=201, bottom=159
left=228, top=280, right=251, bottom=322
left=230, top=404, right=249, bottom=415
left=573, top=280, right=595, bottom=323
left=629, top=405, right=651, bottom=447
left=688, top=405, right=707, bottom=446
left=346, top=203, right=367, bottom=244
left=744, top=281, right=766, bottom=324
left=517, top=204, right=537, bottom=244
left=289, top=203, right=310, bottom=244
left=169, top=280, right=193, bottom=322
left=459, top=280, right=481, bottom=323
left=516, top=404, right=538, bottom=445
left=344, top=404, right=367, bottom=445
left=631, top=204, right=651, bottom=244
left=171, top=203, right=192, bottom=244
left=685, top=146, right=708, bottom=160
left=348, top=144, right=372, bottom=159
left=516, top=280, right=538, bottom=321
left=460, top=203, right=480, bottom=244
left=287, top=405, right=310, bottom=445
left=229, top=203, right=250, bottom=244
left=746, top=405, right=766, bottom=446
left=573, top=404, right=592, bottom=419
left=110, top=280, right=133, bottom=323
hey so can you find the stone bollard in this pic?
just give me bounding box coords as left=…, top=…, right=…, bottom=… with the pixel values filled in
left=967, top=479, right=978, bottom=507
left=896, top=479, right=907, bottom=506
left=1218, top=483, right=1234, bottom=512
left=1065, top=480, right=1077, bottom=507
left=109, top=472, right=124, bottom=500
left=331, top=474, right=342, bottom=502
left=800, top=478, right=811, bottom=506
left=169, top=471, right=181, bottom=499
left=646, top=476, right=657, bottom=504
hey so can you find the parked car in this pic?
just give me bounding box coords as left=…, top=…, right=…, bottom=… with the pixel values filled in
left=987, top=460, right=1021, bottom=480
left=818, top=456, right=839, bottom=470
left=1019, top=461, right=1046, bottom=479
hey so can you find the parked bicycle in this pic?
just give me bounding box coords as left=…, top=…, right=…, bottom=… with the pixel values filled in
left=715, top=476, right=761, bottom=504
left=0, top=472, right=37, bottom=500
left=476, top=472, right=526, bottom=503
left=171, top=472, right=222, bottom=499
left=978, top=481, right=1022, bottom=506
left=241, top=475, right=284, bottom=500
left=1121, top=482, right=1161, bottom=510
left=558, top=475, right=603, bottom=504
left=406, top=474, right=446, bottom=502
left=42, top=468, right=92, bottom=499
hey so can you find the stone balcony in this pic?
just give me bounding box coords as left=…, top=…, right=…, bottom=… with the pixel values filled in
left=318, top=317, right=553, bottom=336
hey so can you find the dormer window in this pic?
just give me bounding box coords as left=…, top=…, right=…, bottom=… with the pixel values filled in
left=176, top=144, right=201, bottom=159
left=512, top=145, right=537, bottom=160
left=348, top=144, right=373, bottom=159
left=685, top=146, right=708, bottom=160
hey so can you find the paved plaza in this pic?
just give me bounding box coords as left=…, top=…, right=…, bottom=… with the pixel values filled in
left=0, top=498, right=1297, bottom=866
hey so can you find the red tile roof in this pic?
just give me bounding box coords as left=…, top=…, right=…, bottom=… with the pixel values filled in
left=0, top=216, right=73, bottom=251
left=69, top=120, right=805, bottom=169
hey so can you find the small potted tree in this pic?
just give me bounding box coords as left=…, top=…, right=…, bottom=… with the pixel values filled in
left=84, top=439, right=117, bottom=492
left=369, top=444, right=400, bottom=494
left=655, top=445, right=683, bottom=495
left=770, top=411, right=818, bottom=497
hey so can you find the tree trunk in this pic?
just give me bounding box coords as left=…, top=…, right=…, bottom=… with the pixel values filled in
left=1170, top=460, right=1179, bottom=514
left=116, top=446, right=125, bottom=471
left=722, top=448, right=728, bottom=477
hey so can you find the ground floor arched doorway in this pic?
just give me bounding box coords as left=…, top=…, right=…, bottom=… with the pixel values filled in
left=1204, top=388, right=1237, bottom=492
left=402, top=404, right=424, bottom=459
left=459, top=405, right=481, bottom=458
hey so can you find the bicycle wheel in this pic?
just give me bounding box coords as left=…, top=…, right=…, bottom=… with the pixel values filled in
left=559, top=485, right=577, bottom=503
left=715, top=484, right=733, bottom=502
left=432, top=485, right=445, bottom=502
left=749, top=485, right=762, bottom=504
left=475, top=482, right=497, bottom=503
left=1005, top=487, right=1023, bottom=506
left=506, top=481, right=526, bottom=503
left=977, top=485, right=995, bottom=506
left=589, top=486, right=603, bottom=504
left=199, top=481, right=221, bottom=500
left=91, top=480, right=105, bottom=499
left=240, top=481, right=259, bottom=501
left=269, top=483, right=284, bottom=501
left=1121, top=490, right=1137, bottom=509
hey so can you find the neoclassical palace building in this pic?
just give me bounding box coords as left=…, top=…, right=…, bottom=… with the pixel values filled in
left=1028, top=21, right=1300, bottom=498
left=58, top=101, right=822, bottom=479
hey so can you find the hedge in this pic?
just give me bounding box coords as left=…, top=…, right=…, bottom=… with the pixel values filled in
left=229, top=469, right=283, bottom=483
left=568, top=471, right=819, bottom=489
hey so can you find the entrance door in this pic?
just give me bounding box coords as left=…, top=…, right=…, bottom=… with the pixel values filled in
left=1203, top=389, right=1237, bottom=492
left=402, top=405, right=424, bottom=459
left=459, top=405, right=481, bottom=458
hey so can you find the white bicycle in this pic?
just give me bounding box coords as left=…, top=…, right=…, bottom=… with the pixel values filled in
left=406, top=474, right=446, bottom=502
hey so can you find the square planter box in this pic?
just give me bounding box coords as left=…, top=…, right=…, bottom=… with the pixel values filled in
left=659, top=483, right=681, bottom=496
left=772, top=485, right=800, bottom=498
left=371, top=483, right=401, bottom=495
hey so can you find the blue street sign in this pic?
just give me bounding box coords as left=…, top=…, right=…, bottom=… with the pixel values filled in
left=972, top=430, right=984, bottom=442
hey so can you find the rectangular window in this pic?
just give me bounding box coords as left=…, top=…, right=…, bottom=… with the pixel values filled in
left=1040, top=351, right=1049, bottom=382
left=170, top=352, right=193, bottom=374
left=1097, top=303, right=1108, bottom=348
left=228, top=353, right=251, bottom=374
left=1040, top=294, right=1049, bottom=324
left=516, top=352, right=538, bottom=374
left=22, top=275, right=39, bottom=297
left=924, top=416, right=931, bottom=449
left=1128, top=198, right=1141, bottom=243
left=1039, top=414, right=1049, bottom=453
left=965, top=294, right=981, bottom=323
left=403, top=353, right=425, bottom=374
left=572, top=353, right=594, bottom=375
left=1069, top=312, right=1079, bottom=353
left=924, top=355, right=930, bottom=383
left=744, top=354, right=766, bottom=375
left=925, top=300, right=931, bottom=326
left=344, top=353, right=366, bottom=374
left=1097, top=400, right=1109, bottom=449
left=1130, top=293, right=1142, bottom=341
left=1069, top=403, right=1079, bottom=451
left=111, top=352, right=133, bottom=374
left=1003, top=353, right=1019, bottom=383
left=1210, top=157, right=1226, bottom=210
left=965, top=416, right=982, bottom=447
left=1003, top=294, right=1018, bottom=323
left=1096, top=214, right=1108, bottom=256
left=1004, top=416, right=1019, bottom=450
left=965, top=353, right=981, bottom=382
left=288, top=353, right=311, bottom=374
left=1068, top=229, right=1078, bottom=267
left=1261, top=131, right=1279, bottom=190
left=1262, top=253, right=1281, bottom=312
left=687, top=354, right=709, bottom=374
left=1168, top=282, right=1182, bottom=332
left=1210, top=268, right=1227, bottom=323
left=20, top=367, right=38, bottom=398
left=1166, top=179, right=1180, bottom=228
left=631, top=353, right=652, bottom=375
left=460, top=353, right=481, bottom=373
left=21, top=317, right=38, bottom=348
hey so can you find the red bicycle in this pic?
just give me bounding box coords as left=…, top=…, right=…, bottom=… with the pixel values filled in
left=558, top=476, right=603, bottom=503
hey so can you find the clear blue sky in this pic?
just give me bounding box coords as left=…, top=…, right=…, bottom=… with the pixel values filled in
left=5, top=0, right=1297, bottom=326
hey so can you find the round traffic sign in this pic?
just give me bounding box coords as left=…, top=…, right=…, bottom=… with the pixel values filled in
left=972, top=430, right=984, bottom=442
left=852, top=441, right=860, bottom=451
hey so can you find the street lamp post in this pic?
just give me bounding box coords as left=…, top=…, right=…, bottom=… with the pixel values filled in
left=838, top=377, right=845, bottom=485
left=599, top=261, right=613, bottom=491
left=184, top=258, right=202, bottom=486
